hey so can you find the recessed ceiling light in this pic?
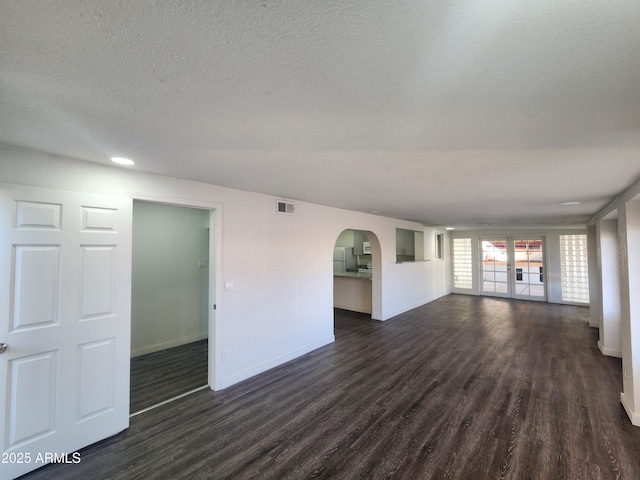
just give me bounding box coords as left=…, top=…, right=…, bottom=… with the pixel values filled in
left=559, top=201, right=580, bottom=206
left=445, top=227, right=455, bottom=230
left=111, top=157, right=135, bottom=166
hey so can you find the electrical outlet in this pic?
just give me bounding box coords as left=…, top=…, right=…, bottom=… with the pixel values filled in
left=222, top=350, right=229, bottom=363
left=224, top=281, right=234, bottom=291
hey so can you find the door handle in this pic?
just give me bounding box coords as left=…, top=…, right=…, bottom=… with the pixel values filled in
left=0, top=343, right=7, bottom=354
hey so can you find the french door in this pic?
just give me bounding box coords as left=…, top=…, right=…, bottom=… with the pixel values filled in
left=481, top=237, right=546, bottom=301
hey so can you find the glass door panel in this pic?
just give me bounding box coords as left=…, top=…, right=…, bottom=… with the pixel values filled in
left=513, top=239, right=545, bottom=300
left=481, top=239, right=510, bottom=297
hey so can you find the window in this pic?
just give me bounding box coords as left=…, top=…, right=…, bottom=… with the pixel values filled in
left=435, top=233, right=444, bottom=260
left=452, top=238, right=472, bottom=289
left=559, top=234, right=590, bottom=303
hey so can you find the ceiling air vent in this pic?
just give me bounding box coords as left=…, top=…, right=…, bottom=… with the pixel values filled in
left=276, top=200, right=295, bottom=215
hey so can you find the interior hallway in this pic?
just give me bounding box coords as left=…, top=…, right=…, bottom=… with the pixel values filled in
left=19, top=295, right=640, bottom=479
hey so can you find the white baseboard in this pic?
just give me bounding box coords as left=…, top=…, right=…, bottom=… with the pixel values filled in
left=598, top=341, right=622, bottom=358
left=220, top=336, right=335, bottom=389
left=131, top=332, right=208, bottom=357
left=380, top=292, right=448, bottom=321
left=621, top=392, right=640, bottom=426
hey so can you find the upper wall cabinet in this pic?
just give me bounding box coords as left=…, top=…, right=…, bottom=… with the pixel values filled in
left=396, top=229, right=414, bottom=256
left=354, top=230, right=366, bottom=255
left=396, top=228, right=424, bottom=262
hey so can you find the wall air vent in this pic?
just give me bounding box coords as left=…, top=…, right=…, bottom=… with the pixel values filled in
left=276, top=200, right=295, bottom=215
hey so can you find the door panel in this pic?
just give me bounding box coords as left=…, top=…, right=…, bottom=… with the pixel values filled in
left=15, top=200, right=61, bottom=230
left=481, top=239, right=510, bottom=296
left=80, top=246, right=116, bottom=319
left=78, top=339, right=115, bottom=420
left=8, top=352, right=57, bottom=447
left=512, top=239, right=545, bottom=301
left=481, top=237, right=546, bottom=301
left=0, top=184, right=132, bottom=479
left=13, top=245, right=60, bottom=329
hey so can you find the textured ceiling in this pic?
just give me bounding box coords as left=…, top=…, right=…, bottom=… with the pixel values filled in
left=2, top=0, right=640, bottom=227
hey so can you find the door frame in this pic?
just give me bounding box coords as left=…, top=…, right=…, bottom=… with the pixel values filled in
left=132, top=194, right=223, bottom=391
left=479, top=236, right=547, bottom=302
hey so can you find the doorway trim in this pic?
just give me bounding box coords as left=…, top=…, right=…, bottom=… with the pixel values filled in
left=131, top=194, right=223, bottom=391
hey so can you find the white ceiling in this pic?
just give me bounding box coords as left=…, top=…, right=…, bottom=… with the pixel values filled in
left=2, top=0, right=640, bottom=228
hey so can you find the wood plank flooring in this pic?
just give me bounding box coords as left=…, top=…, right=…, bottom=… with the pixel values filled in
left=130, top=339, right=208, bottom=413
left=18, top=295, right=640, bottom=480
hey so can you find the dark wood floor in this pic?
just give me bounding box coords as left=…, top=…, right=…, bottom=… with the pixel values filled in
left=130, top=339, right=208, bottom=413
left=19, top=295, right=640, bottom=480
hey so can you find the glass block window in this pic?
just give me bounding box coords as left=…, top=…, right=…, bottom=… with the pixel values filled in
left=453, top=238, right=473, bottom=289
left=560, top=234, right=590, bottom=303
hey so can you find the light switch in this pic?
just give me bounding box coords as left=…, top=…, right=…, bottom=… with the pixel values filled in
left=224, top=281, right=234, bottom=291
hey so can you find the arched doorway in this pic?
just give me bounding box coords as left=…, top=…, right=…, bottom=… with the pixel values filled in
left=332, top=229, right=382, bottom=321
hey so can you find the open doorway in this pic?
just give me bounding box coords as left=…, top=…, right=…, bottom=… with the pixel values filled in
left=130, top=201, right=211, bottom=413
left=333, top=229, right=382, bottom=328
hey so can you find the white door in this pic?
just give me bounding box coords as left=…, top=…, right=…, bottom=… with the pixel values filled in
left=481, top=237, right=546, bottom=301
left=0, top=184, right=132, bottom=479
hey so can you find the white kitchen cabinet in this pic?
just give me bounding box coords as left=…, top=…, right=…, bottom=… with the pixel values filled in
left=396, top=228, right=425, bottom=262
left=354, top=230, right=365, bottom=255
left=396, top=228, right=415, bottom=257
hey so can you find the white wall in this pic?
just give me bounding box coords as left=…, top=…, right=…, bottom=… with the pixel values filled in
left=0, top=144, right=451, bottom=389
left=131, top=201, right=209, bottom=356
left=625, top=200, right=640, bottom=424
left=598, top=219, right=622, bottom=357
left=616, top=199, right=640, bottom=425
left=589, top=178, right=640, bottom=426
left=587, top=225, right=599, bottom=327
left=335, top=229, right=355, bottom=247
